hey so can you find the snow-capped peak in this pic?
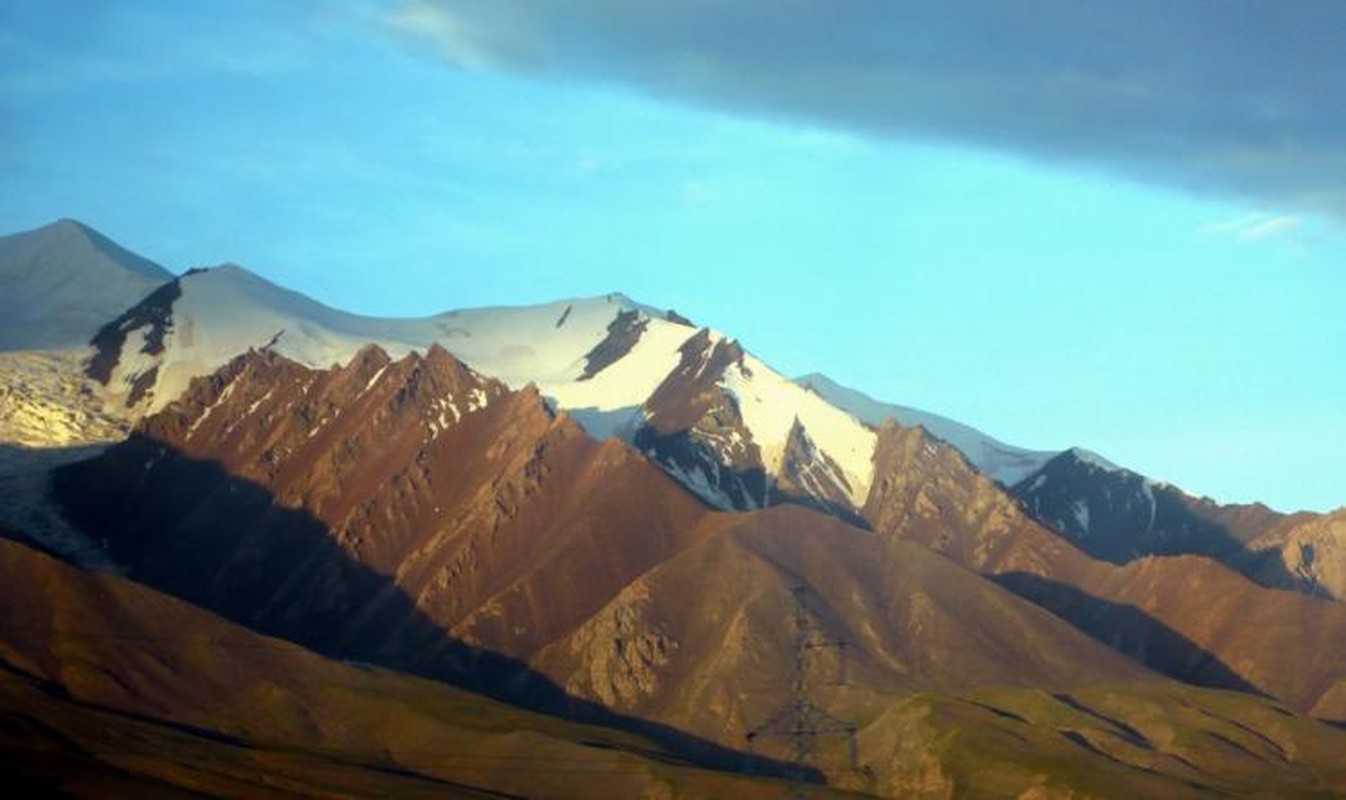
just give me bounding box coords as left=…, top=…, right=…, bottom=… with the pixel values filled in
left=90, top=268, right=700, bottom=420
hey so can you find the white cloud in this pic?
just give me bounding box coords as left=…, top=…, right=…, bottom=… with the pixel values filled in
left=1201, top=214, right=1301, bottom=242
left=381, top=0, right=541, bottom=70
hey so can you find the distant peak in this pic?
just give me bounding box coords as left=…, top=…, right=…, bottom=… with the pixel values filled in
left=12, top=218, right=173, bottom=282
left=552, top=291, right=672, bottom=320
left=212, top=262, right=251, bottom=274
left=558, top=291, right=645, bottom=314
left=350, top=341, right=394, bottom=366
left=1063, top=447, right=1120, bottom=471
left=51, top=217, right=91, bottom=233
left=21, top=217, right=98, bottom=242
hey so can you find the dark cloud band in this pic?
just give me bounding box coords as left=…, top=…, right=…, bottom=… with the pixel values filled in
left=387, top=0, right=1346, bottom=218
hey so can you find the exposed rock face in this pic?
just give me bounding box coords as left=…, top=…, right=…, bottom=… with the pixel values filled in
left=863, top=422, right=1081, bottom=577
left=57, top=346, right=1346, bottom=730
left=86, top=276, right=182, bottom=385
left=636, top=330, right=769, bottom=509
left=549, top=582, right=678, bottom=708
left=1005, top=446, right=1346, bottom=604
left=1245, top=509, right=1346, bottom=600
left=579, top=308, right=649, bottom=380
left=10, top=219, right=1346, bottom=796
left=996, top=554, right=1346, bottom=715
left=636, top=329, right=868, bottom=519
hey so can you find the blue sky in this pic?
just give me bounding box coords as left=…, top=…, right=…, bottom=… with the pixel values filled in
left=2, top=1, right=1343, bottom=512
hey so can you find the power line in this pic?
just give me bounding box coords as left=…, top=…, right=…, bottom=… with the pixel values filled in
left=4, top=620, right=873, bottom=789
left=744, top=583, right=864, bottom=799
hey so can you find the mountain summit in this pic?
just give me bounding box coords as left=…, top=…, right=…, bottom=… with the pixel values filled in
left=0, top=219, right=173, bottom=350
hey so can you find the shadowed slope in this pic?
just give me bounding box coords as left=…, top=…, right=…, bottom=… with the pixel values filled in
left=0, top=538, right=838, bottom=799
left=59, top=344, right=715, bottom=668
left=6, top=537, right=1346, bottom=798
left=47, top=345, right=1266, bottom=791
left=1009, top=449, right=1325, bottom=598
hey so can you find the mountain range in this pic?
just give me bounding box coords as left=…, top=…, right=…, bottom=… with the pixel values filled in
left=3, top=218, right=1345, bottom=798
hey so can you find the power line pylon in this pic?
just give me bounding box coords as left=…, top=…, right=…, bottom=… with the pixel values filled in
left=746, top=583, right=858, bottom=799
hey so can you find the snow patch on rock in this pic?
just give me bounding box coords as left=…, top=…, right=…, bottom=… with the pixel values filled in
left=723, top=355, right=875, bottom=508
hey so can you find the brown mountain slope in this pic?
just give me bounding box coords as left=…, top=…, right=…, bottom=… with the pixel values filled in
left=57, top=345, right=716, bottom=692
left=55, top=348, right=1150, bottom=712
left=40, top=349, right=1175, bottom=773
left=7, top=540, right=1346, bottom=799
left=0, top=538, right=825, bottom=799
left=863, top=423, right=1086, bottom=577
left=1000, top=554, right=1346, bottom=719
left=857, top=684, right=1346, bottom=799
left=1175, top=493, right=1309, bottom=547
left=863, top=421, right=1346, bottom=720
left=42, top=348, right=1346, bottom=797
left=536, top=504, right=1148, bottom=731
left=539, top=510, right=1346, bottom=796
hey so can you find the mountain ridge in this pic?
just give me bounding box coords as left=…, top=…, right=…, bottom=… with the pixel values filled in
left=46, top=343, right=1346, bottom=795
left=6, top=217, right=1346, bottom=796
left=5, top=219, right=1337, bottom=602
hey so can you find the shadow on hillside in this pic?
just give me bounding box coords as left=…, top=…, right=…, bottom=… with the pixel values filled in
left=1009, top=473, right=1319, bottom=598
left=0, top=442, right=125, bottom=571
left=993, top=572, right=1267, bottom=696
left=47, top=435, right=816, bottom=784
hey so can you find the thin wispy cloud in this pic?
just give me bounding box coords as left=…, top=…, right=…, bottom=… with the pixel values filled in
left=383, top=0, right=1346, bottom=221
left=1201, top=214, right=1302, bottom=242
